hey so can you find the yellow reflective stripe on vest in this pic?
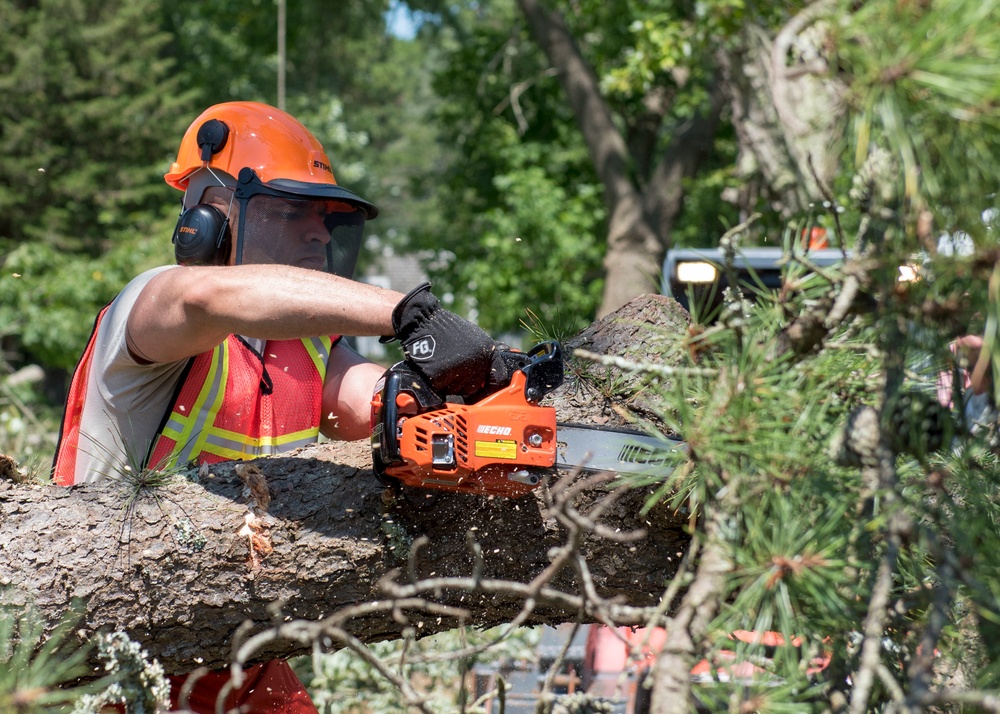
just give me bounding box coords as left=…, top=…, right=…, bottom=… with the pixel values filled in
left=303, top=336, right=332, bottom=374
left=156, top=340, right=230, bottom=468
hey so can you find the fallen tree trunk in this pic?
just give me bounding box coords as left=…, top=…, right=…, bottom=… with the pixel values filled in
left=0, top=295, right=691, bottom=676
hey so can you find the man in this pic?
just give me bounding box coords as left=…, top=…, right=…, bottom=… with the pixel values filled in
left=53, top=101, right=510, bottom=712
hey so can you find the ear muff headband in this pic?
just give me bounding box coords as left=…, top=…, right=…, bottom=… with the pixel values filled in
left=172, top=204, right=230, bottom=266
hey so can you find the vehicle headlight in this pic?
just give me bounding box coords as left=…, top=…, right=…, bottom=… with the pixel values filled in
left=676, top=261, right=718, bottom=284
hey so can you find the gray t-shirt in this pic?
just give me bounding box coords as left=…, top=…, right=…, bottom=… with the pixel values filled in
left=71, top=266, right=190, bottom=483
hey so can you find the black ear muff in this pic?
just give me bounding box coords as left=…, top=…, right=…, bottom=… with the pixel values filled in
left=172, top=204, right=230, bottom=266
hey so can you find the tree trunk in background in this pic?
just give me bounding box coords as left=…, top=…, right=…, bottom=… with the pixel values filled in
left=516, top=0, right=723, bottom=318
left=722, top=14, right=844, bottom=221
left=0, top=295, right=691, bottom=678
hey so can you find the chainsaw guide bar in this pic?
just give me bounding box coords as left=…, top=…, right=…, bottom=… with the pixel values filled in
left=554, top=423, right=684, bottom=478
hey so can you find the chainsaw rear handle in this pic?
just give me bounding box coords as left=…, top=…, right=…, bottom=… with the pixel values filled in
left=372, top=341, right=564, bottom=472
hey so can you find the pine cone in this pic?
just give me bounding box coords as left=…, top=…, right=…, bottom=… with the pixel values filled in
left=882, top=387, right=955, bottom=458
left=832, top=405, right=881, bottom=467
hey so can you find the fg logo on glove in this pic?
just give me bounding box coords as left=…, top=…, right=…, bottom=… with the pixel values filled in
left=405, top=335, right=436, bottom=361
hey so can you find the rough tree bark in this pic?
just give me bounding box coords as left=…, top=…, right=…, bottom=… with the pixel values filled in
left=0, top=295, right=691, bottom=678
left=720, top=7, right=844, bottom=220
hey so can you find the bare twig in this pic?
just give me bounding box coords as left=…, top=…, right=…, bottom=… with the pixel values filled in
left=849, top=366, right=914, bottom=714
left=536, top=620, right=583, bottom=712
left=919, top=689, right=1000, bottom=712
left=807, top=153, right=847, bottom=257
left=493, top=67, right=560, bottom=135
left=573, top=349, right=717, bottom=379
left=770, top=0, right=837, bottom=137
left=210, top=467, right=673, bottom=710
left=903, top=554, right=955, bottom=709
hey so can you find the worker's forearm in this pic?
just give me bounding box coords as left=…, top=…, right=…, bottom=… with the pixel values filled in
left=190, top=264, right=402, bottom=339
left=129, top=265, right=405, bottom=364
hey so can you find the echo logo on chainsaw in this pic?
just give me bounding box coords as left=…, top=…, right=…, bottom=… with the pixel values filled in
left=477, top=424, right=513, bottom=436
left=406, top=335, right=436, bottom=361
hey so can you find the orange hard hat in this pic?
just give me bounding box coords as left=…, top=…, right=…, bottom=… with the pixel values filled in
left=165, top=101, right=377, bottom=218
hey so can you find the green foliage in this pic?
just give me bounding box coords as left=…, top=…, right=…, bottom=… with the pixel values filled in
left=599, top=0, right=749, bottom=101
left=833, top=0, right=1000, bottom=237
left=449, top=143, right=605, bottom=340
left=411, top=7, right=606, bottom=336
left=0, top=606, right=105, bottom=712
left=943, top=449, right=1000, bottom=663
left=305, top=626, right=540, bottom=713
left=0, top=0, right=191, bottom=382
left=729, top=496, right=855, bottom=640
left=618, top=173, right=1000, bottom=707
left=0, top=0, right=191, bottom=254
left=671, top=154, right=742, bottom=250
left=0, top=216, right=174, bottom=370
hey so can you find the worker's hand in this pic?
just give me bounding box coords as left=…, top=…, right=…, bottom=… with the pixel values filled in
left=389, top=283, right=512, bottom=398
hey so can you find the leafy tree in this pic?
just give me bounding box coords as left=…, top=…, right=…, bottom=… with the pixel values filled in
left=402, top=0, right=746, bottom=331
left=830, top=0, right=1000, bottom=238
left=0, top=0, right=191, bottom=371
left=401, top=2, right=606, bottom=337
left=417, top=0, right=748, bottom=320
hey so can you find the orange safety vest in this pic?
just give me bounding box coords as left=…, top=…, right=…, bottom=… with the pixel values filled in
left=53, top=307, right=336, bottom=482
left=53, top=305, right=111, bottom=485
left=146, top=333, right=334, bottom=471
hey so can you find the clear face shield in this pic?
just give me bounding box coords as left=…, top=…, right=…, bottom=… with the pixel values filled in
left=233, top=168, right=371, bottom=278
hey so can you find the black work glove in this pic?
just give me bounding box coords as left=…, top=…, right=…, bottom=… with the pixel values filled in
left=388, top=283, right=512, bottom=398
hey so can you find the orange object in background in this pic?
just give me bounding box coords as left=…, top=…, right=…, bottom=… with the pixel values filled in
left=802, top=226, right=829, bottom=249
left=584, top=625, right=831, bottom=704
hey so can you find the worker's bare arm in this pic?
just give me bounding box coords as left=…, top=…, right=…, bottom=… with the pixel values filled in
left=126, top=264, right=402, bottom=364
left=320, top=345, right=385, bottom=441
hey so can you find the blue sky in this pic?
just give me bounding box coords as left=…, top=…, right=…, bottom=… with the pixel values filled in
left=386, top=0, right=418, bottom=40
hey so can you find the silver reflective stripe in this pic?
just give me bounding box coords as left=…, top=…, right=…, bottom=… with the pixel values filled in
left=307, top=336, right=330, bottom=367
left=203, top=432, right=317, bottom=457
left=161, top=415, right=185, bottom=435
left=175, top=345, right=228, bottom=464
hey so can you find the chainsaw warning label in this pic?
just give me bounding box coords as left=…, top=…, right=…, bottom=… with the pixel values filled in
left=475, top=439, right=518, bottom=460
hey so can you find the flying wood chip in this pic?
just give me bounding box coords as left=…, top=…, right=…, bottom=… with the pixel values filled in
left=0, top=452, right=25, bottom=483
left=235, top=462, right=271, bottom=512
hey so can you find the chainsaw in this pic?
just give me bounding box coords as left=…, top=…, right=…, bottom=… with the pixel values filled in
left=370, top=341, right=684, bottom=497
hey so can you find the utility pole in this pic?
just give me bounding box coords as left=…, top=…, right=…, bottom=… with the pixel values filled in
left=277, top=0, right=286, bottom=110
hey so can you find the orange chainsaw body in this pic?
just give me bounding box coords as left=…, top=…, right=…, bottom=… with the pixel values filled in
left=371, top=342, right=563, bottom=497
